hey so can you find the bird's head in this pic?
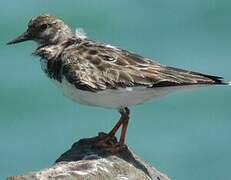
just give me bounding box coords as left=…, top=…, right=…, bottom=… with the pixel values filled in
left=7, top=14, right=73, bottom=46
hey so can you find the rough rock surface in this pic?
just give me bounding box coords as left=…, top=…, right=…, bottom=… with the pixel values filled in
left=7, top=134, right=170, bottom=180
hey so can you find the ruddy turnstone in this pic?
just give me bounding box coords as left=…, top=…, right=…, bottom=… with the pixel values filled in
left=7, top=14, right=230, bottom=152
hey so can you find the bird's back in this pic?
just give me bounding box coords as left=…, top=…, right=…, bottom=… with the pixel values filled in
left=33, top=38, right=228, bottom=108
left=59, top=39, right=226, bottom=92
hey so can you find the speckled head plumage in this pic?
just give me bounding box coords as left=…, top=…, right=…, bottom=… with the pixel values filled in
left=7, top=14, right=73, bottom=45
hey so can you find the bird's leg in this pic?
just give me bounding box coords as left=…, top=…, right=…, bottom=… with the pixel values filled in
left=96, top=107, right=130, bottom=151
left=94, top=116, right=124, bottom=146
left=84, top=107, right=130, bottom=153
left=107, top=108, right=130, bottom=139
left=119, top=107, right=130, bottom=145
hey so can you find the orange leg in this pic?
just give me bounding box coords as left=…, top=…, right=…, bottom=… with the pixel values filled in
left=119, top=111, right=129, bottom=145
left=95, top=107, right=130, bottom=151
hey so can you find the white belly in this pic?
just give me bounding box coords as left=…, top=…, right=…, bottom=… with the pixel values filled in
left=53, top=78, right=176, bottom=109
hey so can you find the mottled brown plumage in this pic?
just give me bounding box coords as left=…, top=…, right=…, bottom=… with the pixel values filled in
left=35, top=36, right=226, bottom=92
left=60, top=40, right=227, bottom=92
left=7, top=14, right=229, bottom=152
left=8, top=14, right=227, bottom=92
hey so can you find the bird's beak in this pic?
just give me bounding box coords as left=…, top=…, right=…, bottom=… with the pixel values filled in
left=7, top=31, right=31, bottom=45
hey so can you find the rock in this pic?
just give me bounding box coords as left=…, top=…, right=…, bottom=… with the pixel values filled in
left=7, top=134, right=170, bottom=180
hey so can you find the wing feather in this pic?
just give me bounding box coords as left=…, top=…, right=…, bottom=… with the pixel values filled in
left=61, top=40, right=226, bottom=92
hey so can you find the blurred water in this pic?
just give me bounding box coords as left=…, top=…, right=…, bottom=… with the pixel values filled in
left=0, top=0, right=231, bottom=179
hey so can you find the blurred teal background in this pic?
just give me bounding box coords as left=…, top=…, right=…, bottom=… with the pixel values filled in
left=1, top=0, right=231, bottom=179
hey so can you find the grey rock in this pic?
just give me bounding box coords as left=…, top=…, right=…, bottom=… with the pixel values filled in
left=7, top=134, right=170, bottom=180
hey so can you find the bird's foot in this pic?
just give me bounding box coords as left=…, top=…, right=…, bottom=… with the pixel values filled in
left=95, top=132, right=117, bottom=145
left=82, top=132, right=126, bottom=153
left=103, top=142, right=127, bottom=153
left=95, top=132, right=127, bottom=153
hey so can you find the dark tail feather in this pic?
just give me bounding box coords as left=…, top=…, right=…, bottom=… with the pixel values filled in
left=166, top=66, right=230, bottom=85
left=192, top=73, right=228, bottom=85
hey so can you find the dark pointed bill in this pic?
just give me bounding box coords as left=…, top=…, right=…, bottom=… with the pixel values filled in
left=7, top=31, right=30, bottom=45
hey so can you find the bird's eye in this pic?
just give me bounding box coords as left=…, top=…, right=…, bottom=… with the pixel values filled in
left=40, top=24, right=48, bottom=31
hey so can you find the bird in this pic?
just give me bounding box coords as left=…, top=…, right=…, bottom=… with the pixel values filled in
left=7, top=14, right=230, bottom=152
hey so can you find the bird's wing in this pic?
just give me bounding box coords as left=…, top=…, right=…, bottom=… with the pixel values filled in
left=62, top=40, right=225, bottom=92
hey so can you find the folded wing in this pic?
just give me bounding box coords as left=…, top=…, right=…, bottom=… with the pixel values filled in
left=62, top=41, right=227, bottom=92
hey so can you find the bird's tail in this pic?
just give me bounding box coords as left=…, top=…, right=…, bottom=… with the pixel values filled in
left=165, top=66, right=230, bottom=86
